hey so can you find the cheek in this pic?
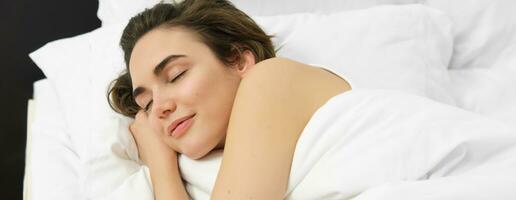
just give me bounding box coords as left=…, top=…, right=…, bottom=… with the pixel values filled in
left=178, top=76, right=211, bottom=100
left=148, top=118, right=163, bottom=134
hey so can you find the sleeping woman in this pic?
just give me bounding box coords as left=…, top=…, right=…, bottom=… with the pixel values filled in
left=107, top=0, right=516, bottom=199
left=107, top=0, right=351, bottom=199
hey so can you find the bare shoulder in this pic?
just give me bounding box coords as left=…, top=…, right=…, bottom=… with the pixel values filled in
left=211, top=57, right=351, bottom=198
left=234, top=57, right=324, bottom=127
left=242, top=57, right=312, bottom=81
left=239, top=57, right=350, bottom=113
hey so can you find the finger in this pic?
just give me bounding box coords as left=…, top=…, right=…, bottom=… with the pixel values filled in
left=128, top=124, right=136, bottom=136
left=137, top=109, right=148, bottom=118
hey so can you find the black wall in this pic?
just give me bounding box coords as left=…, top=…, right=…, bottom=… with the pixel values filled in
left=0, top=0, right=101, bottom=199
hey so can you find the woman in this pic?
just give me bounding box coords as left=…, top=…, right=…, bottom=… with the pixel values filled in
left=108, top=0, right=351, bottom=199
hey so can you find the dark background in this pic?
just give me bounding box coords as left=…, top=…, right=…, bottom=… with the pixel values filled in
left=0, top=0, right=100, bottom=199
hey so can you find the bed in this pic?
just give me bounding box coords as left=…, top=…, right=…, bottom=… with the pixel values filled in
left=24, top=0, right=516, bottom=199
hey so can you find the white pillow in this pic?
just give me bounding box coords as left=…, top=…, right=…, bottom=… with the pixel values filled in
left=424, top=0, right=516, bottom=70
left=221, top=0, right=424, bottom=16
left=29, top=33, right=95, bottom=158
left=97, top=0, right=162, bottom=26
left=27, top=79, right=82, bottom=199
left=262, top=4, right=455, bottom=104
left=448, top=68, right=516, bottom=128
left=30, top=23, right=144, bottom=199
left=30, top=4, right=455, bottom=198
left=231, top=0, right=516, bottom=71
left=97, top=0, right=423, bottom=26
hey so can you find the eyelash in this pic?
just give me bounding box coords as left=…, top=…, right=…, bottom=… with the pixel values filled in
left=143, top=70, right=187, bottom=112
left=169, top=70, right=187, bottom=83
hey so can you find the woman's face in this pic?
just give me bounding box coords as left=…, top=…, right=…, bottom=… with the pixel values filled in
left=129, top=27, right=252, bottom=159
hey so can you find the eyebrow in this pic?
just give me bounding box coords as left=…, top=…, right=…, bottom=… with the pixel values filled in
left=132, top=54, right=186, bottom=101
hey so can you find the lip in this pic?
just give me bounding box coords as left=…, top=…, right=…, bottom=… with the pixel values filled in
left=167, top=114, right=195, bottom=137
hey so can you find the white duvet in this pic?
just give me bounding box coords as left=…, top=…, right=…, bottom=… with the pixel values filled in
left=176, top=89, right=516, bottom=199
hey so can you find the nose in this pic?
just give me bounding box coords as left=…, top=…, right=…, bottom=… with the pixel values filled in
left=151, top=90, right=176, bottom=119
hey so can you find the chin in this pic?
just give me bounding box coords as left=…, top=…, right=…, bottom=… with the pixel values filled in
left=183, top=150, right=208, bottom=160
left=179, top=134, right=222, bottom=160
left=181, top=144, right=211, bottom=160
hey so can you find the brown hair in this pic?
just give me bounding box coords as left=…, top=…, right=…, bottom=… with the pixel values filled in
left=107, top=0, right=276, bottom=118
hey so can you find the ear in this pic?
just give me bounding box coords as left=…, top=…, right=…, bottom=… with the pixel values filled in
left=234, top=50, right=256, bottom=78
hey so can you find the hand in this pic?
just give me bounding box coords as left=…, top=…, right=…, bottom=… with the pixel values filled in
left=129, top=110, right=178, bottom=168
left=130, top=111, right=189, bottom=199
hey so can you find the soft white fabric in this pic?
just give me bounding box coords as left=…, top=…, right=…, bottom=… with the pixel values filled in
left=233, top=0, right=516, bottom=71
left=97, top=0, right=162, bottom=27
left=96, top=0, right=422, bottom=26
left=29, top=23, right=153, bottom=199
left=425, top=0, right=516, bottom=70
left=448, top=68, right=516, bottom=128
left=29, top=33, right=88, bottom=157
left=259, top=5, right=455, bottom=105
left=354, top=171, right=516, bottom=200
left=27, top=1, right=516, bottom=199
left=179, top=89, right=516, bottom=199
left=24, top=100, right=33, bottom=200
left=26, top=79, right=83, bottom=200
left=223, top=0, right=423, bottom=16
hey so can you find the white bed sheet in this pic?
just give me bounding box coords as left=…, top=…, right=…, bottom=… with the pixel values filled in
left=24, top=79, right=83, bottom=200
left=449, top=68, right=516, bottom=128
left=24, top=99, right=34, bottom=200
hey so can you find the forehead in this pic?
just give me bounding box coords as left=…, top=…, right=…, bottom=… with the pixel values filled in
left=129, top=27, right=201, bottom=71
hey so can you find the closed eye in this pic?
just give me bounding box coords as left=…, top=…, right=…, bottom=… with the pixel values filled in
left=170, top=70, right=187, bottom=83
left=144, top=100, right=153, bottom=112
left=143, top=70, right=187, bottom=112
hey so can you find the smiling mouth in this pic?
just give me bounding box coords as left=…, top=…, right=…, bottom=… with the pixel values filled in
left=168, top=114, right=195, bottom=137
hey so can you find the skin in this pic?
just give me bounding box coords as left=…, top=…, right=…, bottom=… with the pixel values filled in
left=129, top=27, right=250, bottom=160
left=129, top=26, right=351, bottom=199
